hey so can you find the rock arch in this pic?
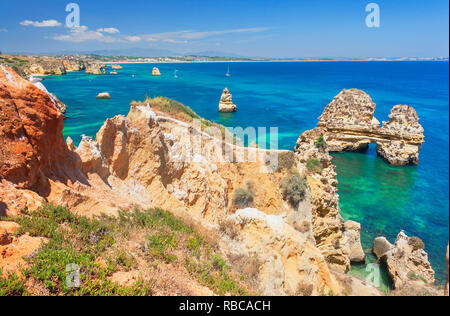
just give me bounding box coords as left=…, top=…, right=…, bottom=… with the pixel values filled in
left=315, top=89, right=424, bottom=165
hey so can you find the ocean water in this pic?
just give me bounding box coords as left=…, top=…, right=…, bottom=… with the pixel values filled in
left=41, top=61, right=449, bottom=284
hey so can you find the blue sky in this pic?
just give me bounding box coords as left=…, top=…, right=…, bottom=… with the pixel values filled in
left=0, top=0, right=448, bottom=58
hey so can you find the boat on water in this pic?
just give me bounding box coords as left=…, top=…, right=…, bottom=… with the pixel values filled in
left=174, top=69, right=179, bottom=78
left=226, top=66, right=231, bottom=77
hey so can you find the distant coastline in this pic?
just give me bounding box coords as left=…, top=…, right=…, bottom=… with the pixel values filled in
left=105, top=58, right=449, bottom=64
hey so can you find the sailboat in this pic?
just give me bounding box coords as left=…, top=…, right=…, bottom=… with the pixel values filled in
left=226, top=66, right=231, bottom=77
left=174, top=69, right=179, bottom=78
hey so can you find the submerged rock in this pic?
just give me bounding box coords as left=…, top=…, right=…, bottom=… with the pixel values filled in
left=219, top=88, right=237, bottom=112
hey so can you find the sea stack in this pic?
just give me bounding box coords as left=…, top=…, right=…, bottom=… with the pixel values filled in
left=219, top=88, right=237, bottom=112
left=152, top=67, right=161, bottom=76
left=96, top=92, right=111, bottom=99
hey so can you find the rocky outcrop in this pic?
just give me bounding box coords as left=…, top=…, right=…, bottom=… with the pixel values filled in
left=373, top=231, right=435, bottom=290
left=446, top=244, right=449, bottom=296
left=96, top=92, right=111, bottom=99
left=62, top=59, right=85, bottom=72
left=316, top=89, right=424, bottom=165
left=152, top=67, right=161, bottom=76
left=219, top=88, right=237, bottom=112
left=343, top=221, right=366, bottom=263
left=0, top=66, right=78, bottom=201
left=85, top=62, right=107, bottom=75
left=32, top=80, right=67, bottom=114
left=27, top=59, right=66, bottom=76
left=222, top=208, right=342, bottom=296
left=295, top=128, right=364, bottom=273
left=111, top=64, right=123, bottom=70
left=376, top=105, right=425, bottom=165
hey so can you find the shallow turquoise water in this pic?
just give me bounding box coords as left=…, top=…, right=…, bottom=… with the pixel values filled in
left=41, top=61, right=449, bottom=284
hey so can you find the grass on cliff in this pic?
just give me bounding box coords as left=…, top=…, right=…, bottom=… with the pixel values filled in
left=0, top=203, right=252, bottom=296
left=131, top=97, right=235, bottom=142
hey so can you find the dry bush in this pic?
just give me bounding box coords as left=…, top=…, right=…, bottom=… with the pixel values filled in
left=218, top=218, right=239, bottom=240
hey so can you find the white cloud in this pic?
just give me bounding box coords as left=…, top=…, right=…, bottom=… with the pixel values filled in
left=50, top=26, right=269, bottom=44
left=52, top=25, right=123, bottom=43
left=0, top=28, right=7, bottom=32
left=97, top=27, right=120, bottom=34
left=136, top=27, right=270, bottom=43
left=20, top=19, right=62, bottom=27
left=126, top=36, right=141, bottom=42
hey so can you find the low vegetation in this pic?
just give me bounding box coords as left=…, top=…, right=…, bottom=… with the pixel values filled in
left=408, top=237, right=425, bottom=251
left=0, top=203, right=252, bottom=296
left=306, top=158, right=323, bottom=174
left=277, top=151, right=296, bottom=172
left=280, top=173, right=307, bottom=207
left=131, top=97, right=232, bottom=140
left=314, top=136, right=327, bottom=149
left=233, top=188, right=255, bottom=209
left=0, top=55, right=30, bottom=76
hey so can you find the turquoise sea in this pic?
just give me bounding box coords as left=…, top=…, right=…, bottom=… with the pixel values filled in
left=41, top=61, right=449, bottom=285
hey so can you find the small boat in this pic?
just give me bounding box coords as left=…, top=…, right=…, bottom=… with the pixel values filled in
left=226, top=66, right=231, bottom=77
left=174, top=69, right=179, bottom=78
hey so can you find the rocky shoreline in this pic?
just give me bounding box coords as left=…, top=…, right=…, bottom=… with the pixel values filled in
left=0, top=65, right=447, bottom=296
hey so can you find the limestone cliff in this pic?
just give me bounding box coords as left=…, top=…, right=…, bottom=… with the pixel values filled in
left=27, top=58, right=66, bottom=76
left=62, top=59, right=85, bottom=72
left=85, top=62, right=108, bottom=75
left=0, top=66, right=77, bottom=197
left=295, top=128, right=365, bottom=273
left=316, top=89, right=424, bottom=165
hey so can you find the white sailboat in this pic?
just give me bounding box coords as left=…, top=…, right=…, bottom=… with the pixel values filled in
left=174, top=69, right=179, bottom=78
left=226, top=66, right=231, bottom=77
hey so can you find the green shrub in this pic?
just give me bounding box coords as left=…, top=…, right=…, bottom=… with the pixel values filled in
left=233, top=188, right=254, bottom=208
left=315, top=136, right=327, bottom=149
left=408, top=237, right=425, bottom=251
left=306, top=158, right=323, bottom=174
left=280, top=174, right=307, bottom=207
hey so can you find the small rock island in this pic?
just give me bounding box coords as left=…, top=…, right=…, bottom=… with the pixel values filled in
left=152, top=67, right=161, bottom=76
left=96, top=92, right=111, bottom=99
left=218, top=88, right=237, bottom=112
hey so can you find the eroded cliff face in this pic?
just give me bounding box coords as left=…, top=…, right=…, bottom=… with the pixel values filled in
left=316, top=89, right=425, bottom=165
left=27, top=58, right=67, bottom=76
left=0, top=66, right=78, bottom=198
left=294, top=128, right=365, bottom=273
left=62, top=59, right=85, bottom=72
left=85, top=62, right=108, bottom=75
left=372, top=232, right=442, bottom=296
